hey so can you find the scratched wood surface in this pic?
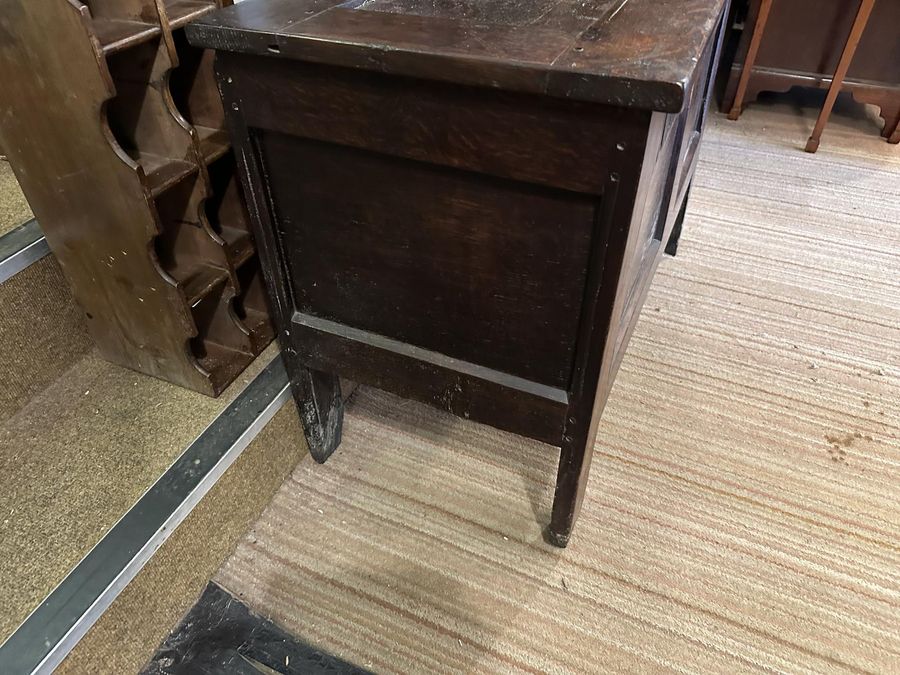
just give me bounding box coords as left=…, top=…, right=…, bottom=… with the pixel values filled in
left=192, top=0, right=729, bottom=544
left=187, top=0, right=728, bottom=112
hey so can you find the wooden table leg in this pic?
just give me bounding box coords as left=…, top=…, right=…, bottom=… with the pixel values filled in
left=665, top=183, right=691, bottom=257
left=728, top=0, right=774, bottom=121
left=889, top=120, right=900, bottom=145
left=805, top=0, right=877, bottom=153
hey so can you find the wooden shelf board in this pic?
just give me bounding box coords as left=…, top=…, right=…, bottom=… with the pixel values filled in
left=221, top=227, right=253, bottom=266
left=166, top=0, right=218, bottom=30
left=93, top=18, right=161, bottom=56
left=241, top=306, right=275, bottom=352
left=242, top=306, right=271, bottom=335
left=196, top=126, right=231, bottom=163
left=140, top=154, right=198, bottom=196
left=198, top=341, right=254, bottom=391
left=182, top=264, right=229, bottom=306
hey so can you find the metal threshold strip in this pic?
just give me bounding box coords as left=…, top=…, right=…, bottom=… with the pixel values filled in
left=0, top=219, right=50, bottom=284
left=0, top=352, right=291, bottom=674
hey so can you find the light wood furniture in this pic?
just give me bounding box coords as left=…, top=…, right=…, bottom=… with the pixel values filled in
left=805, top=0, right=877, bottom=153
left=0, top=0, right=273, bottom=395
left=189, top=0, right=730, bottom=545
left=727, top=0, right=772, bottom=121
left=723, top=0, right=900, bottom=144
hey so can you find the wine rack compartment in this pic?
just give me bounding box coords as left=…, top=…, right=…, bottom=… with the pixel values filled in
left=0, top=0, right=273, bottom=395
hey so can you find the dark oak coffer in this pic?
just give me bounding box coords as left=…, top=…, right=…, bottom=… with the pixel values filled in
left=187, top=0, right=730, bottom=546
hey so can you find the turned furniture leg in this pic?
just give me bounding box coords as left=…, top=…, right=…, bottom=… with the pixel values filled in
left=805, top=0, right=876, bottom=153
left=286, top=358, right=344, bottom=463
left=665, top=184, right=691, bottom=257
left=728, top=0, right=774, bottom=121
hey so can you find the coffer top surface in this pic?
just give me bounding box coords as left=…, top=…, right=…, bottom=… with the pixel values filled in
left=186, top=0, right=727, bottom=112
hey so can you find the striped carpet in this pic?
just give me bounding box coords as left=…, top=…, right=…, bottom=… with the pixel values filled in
left=214, top=100, right=900, bottom=673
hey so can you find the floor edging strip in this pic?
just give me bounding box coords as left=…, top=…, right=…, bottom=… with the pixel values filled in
left=0, top=352, right=291, bottom=674
left=0, top=219, right=49, bottom=284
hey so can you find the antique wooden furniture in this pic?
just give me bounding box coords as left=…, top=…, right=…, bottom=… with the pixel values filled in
left=723, top=0, right=900, bottom=144
left=0, top=0, right=273, bottom=395
left=188, top=0, right=730, bottom=546
left=805, top=0, right=876, bottom=153
left=727, top=0, right=772, bottom=121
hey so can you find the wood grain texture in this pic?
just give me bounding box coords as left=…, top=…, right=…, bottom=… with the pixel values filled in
left=226, top=55, right=635, bottom=195
left=727, top=0, right=772, bottom=120
left=804, top=0, right=876, bottom=154
left=187, top=0, right=728, bottom=112
left=289, top=312, right=569, bottom=446
left=261, top=133, right=596, bottom=388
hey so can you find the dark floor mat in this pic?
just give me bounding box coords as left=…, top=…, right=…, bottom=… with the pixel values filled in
left=142, top=582, right=372, bottom=674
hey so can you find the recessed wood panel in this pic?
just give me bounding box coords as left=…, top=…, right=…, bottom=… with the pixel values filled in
left=258, top=132, right=597, bottom=388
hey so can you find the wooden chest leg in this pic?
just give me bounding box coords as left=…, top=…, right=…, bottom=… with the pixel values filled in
left=286, top=359, right=344, bottom=463
left=665, top=184, right=692, bottom=257
left=547, top=430, right=597, bottom=547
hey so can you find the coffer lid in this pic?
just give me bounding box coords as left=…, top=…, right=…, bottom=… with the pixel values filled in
left=186, top=0, right=728, bottom=113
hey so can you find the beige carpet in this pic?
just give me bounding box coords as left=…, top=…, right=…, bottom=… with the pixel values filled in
left=0, top=256, right=93, bottom=423
left=58, top=403, right=308, bottom=675
left=0, top=342, right=279, bottom=641
left=0, top=158, right=32, bottom=235
left=214, top=100, right=900, bottom=673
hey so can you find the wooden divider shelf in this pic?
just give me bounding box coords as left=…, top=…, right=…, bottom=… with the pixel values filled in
left=197, top=126, right=230, bottom=162
left=0, top=0, right=273, bottom=395
left=94, top=19, right=161, bottom=55
left=83, top=0, right=164, bottom=54
left=203, top=151, right=253, bottom=267
left=170, top=29, right=229, bottom=158
left=233, top=258, right=275, bottom=354
left=165, top=0, right=218, bottom=29
left=144, top=158, right=200, bottom=196
left=190, top=274, right=256, bottom=391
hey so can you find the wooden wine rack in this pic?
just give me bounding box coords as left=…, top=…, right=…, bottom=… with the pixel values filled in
left=0, top=0, right=274, bottom=395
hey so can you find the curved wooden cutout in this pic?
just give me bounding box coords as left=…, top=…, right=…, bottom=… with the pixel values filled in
left=0, top=0, right=273, bottom=395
